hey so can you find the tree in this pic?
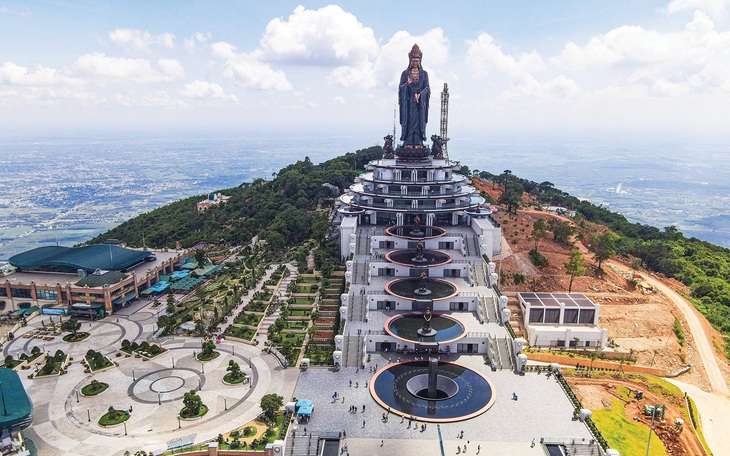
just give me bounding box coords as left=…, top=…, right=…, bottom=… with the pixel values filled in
left=564, top=249, right=586, bottom=292
left=227, top=360, right=243, bottom=380
left=201, top=340, right=216, bottom=358
left=530, top=218, right=549, bottom=252
left=183, top=390, right=203, bottom=416
left=61, top=318, right=81, bottom=337
left=166, top=293, right=176, bottom=312
left=548, top=219, right=577, bottom=245
left=260, top=394, right=284, bottom=421
left=194, top=249, right=207, bottom=265
left=588, top=231, right=619, bottom=271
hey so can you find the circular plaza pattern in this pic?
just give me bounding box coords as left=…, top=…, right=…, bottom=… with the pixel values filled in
left=369, top=360, right=496, bottom=422
left=385, top=312, right=467, bottom=344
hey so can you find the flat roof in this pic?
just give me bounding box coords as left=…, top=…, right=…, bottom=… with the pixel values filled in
left=0, top=367, right=33, bottom=430
left=9, top=245, right=152, bottom=273
left=518, top=292, right=597, bottom=309
left=3, top=250, right=183, bottom=290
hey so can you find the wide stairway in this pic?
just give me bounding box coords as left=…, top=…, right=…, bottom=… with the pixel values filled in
left=342, top=333, right=363, bottom=368
left=286, top=432, right=321, bottom=456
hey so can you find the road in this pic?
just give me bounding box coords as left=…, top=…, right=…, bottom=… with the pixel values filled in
left=667, top=378, right=730, bottom=456
left=624, top=264, right=729, bottom=395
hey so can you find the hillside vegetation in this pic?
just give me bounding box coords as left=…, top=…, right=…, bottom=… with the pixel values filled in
left=88, top=146, right=383, bottom=251
left=478, top=169, right=730, bottom=357
left=89, top=153, right=730, bottom=357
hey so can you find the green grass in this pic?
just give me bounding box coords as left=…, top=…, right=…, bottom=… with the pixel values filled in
left=81, top=382, right=109, bottom=396
left=196, top=351, right=220, bottom=361
left=180, top=404, right=209, bottom=419
left=62, top=332, right=90, bottom=343
left=223, top=373, right=246, bottom=384
left=98, top=409, right=130, bottom=426
left=686, top=396, right=713, bottom=455
left=592, top=398, right=667, bottom=456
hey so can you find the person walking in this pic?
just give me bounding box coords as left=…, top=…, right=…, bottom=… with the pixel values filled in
left=362, top=419, right=366, bottom=428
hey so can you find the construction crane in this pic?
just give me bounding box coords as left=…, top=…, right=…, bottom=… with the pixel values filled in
left=440, top=82, right=450, bottom=159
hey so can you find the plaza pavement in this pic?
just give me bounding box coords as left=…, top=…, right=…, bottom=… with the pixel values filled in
left=291, top=352, right=593, bottom=452
left=4, top=299, right=299, bottom=456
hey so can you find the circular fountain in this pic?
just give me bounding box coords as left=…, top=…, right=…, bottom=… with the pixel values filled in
left=385, top=312, right=466, bottom=344
left=385, top=276, right=459, bottom=301
left=385, top=224, right=447, bottom=239
left=385, top=247, right=452, bottom=268
left=370, top=359, right=495, bottom=422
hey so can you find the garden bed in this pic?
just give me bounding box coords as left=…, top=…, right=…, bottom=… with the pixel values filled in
left=62, top=332, right=90, bottom=343
left=81, top=381, right=109, bottom=396
left=180, top=405, right=209, bottom=420
left=98, top=408, right=130, bottom=427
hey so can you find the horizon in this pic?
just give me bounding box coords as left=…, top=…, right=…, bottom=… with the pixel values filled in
left=2, top=1, right=730, bottom=141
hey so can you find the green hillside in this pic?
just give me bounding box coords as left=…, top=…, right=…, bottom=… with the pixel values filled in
left=89, top=151, right=730, bottom=357
left=87, top=146, right=383, bottom=251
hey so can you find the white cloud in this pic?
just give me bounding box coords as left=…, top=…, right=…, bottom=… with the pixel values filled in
left=0, top=62, right=80, bottom=86
left=260, top=5, right=378, bottom=66
left=663, top=0, right=730, bottom=18
left=74, top=53, right=180, bottom=84
left=334, top=96, right=346, bottom=104
left=109, top=28, right=175, bottom=52
left=466, top=32, right=544, bottom=78
left=185, top=32, right=212, bottom=51
left=554, top=12, right=730, bottom=95
left=157, top=58, right=185, bottom=79
left=373, top=28, right=451, bottom=88
left=211, top=42, right=292, bottom=91
left=180, top=80, right=238, bottom=102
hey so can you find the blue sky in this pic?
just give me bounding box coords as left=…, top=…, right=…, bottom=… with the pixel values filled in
left=2, top=1, right=730, bottom=140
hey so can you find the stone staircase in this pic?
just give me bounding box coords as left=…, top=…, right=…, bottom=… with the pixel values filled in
left=286, top=432, right=321, bottom=456
left=348, top=294, right=366, bottom=322
left=342, top=333, right=363, bottom=367
left=506, top=302, right=525, bottom=338
left=498, top=337, right=514, bottom=371
left=256, top=265, right=298, bottom=347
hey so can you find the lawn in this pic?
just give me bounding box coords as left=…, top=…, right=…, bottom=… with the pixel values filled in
left=180, top=404, right=209, bottom=419
left=81, top=381, right=109, bottom=396
left=98, top=408, right=130, bottom=426
left=196, top=351, right=220, bottom=361
left=224, top=326, right=257, bottom=340
left=62, top=332, right=90, bottom=343
left=592, top=398, right=667, bottom=456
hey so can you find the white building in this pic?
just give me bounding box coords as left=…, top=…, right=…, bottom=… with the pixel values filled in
left=518, top=292, right=608, bottom=348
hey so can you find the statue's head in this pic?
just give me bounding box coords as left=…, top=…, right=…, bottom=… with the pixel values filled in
left=408, top=44, right=422, bottom=68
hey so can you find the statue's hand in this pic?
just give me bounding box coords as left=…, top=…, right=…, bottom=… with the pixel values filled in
left=407, top=76, right=412, bottom=84
left=415, top=93, right=420, bottom=103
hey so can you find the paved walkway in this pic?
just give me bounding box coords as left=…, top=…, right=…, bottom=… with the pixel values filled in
left=8, top=307, right=298, bottom=456
left=291, top=353, right=592, bottom=445
left=667, top=378, right=730, bottom=456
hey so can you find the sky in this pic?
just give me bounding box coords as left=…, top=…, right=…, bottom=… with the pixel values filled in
left=2, top=0, right=730, bottom=140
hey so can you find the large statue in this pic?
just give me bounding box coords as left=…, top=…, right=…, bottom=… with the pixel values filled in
left=399, top=44, right=430, bottom=148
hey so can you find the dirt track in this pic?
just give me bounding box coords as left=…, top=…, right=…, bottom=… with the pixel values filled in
left=566, top=375, right=707, bottom=456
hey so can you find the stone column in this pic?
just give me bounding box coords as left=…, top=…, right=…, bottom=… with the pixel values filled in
left=428, top=357, right=439, bottom=399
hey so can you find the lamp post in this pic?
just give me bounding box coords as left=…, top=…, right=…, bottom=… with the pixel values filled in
left=232, top=344, right=235, bottom=356
left=177, top=415, right=181, bottom=429
left=172, top=356, right=175, bottom=369
left=201, top=362, right=204, bottom=374
left=76, top=389, right=80, bottom=403
left=224, top=398, right=227, bottom=411
left=132, top=369, right=135, bottom=381
left=87, top=408, right=91, bottom=422
left=123, top=421, right=127, bottom=436
left=158, top=392, right=161, bottom=405
left=645, top=403, right=659, bottom=456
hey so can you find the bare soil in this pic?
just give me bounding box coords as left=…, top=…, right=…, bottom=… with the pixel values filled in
left=471, top=176, right=721, bottom=390
left=566, top=373, right=708, bottom=456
